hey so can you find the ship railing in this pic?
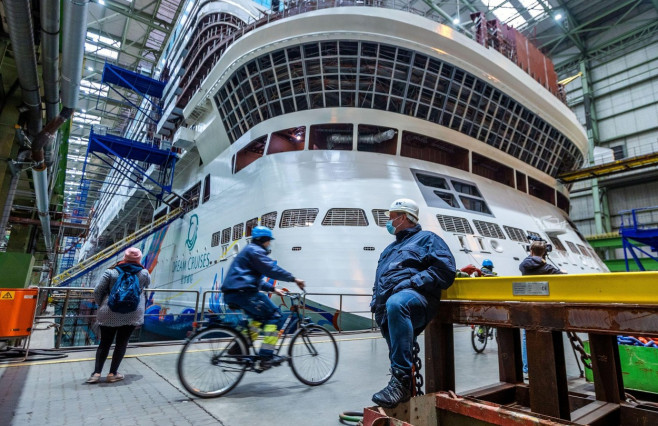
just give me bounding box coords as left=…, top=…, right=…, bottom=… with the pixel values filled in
left=51, top=207, right=184, bottom=287
left=31, top=287, right=375, bottom=349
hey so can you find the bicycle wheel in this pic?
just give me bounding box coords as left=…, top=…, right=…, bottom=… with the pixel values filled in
left=288, top=325, right=338, bottom=386
left=177, top=326, right=248, bottom=398
left=471, top=325, right=488, bottom=353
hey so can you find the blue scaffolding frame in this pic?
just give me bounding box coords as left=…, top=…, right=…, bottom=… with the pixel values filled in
left=101, top=63, right=167, bottom=121
left=81, top=128, right=178, bottom=201
left=619, top=207, right=658, bottom=271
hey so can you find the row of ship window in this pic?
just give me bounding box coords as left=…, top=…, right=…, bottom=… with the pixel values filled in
left=232, top=124, right=569, bottom=212
left=215, top=40, right=582, bottom=177
left=208, top=209, right=597, bottom=260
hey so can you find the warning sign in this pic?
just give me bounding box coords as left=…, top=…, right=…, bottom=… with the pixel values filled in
left=0, top=291, right=15, bottom=301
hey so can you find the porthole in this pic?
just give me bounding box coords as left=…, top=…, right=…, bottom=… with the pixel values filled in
left=490, top=240, right=503, bottom=253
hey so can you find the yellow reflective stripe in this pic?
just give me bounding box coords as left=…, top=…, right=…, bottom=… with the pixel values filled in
left=262, top=324, right=279, bottom=346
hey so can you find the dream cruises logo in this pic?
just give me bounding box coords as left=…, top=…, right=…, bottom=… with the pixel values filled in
left=186, top=214, right=199, bottom=251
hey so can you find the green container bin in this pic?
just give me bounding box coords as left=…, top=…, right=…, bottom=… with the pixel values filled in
left=584, top=341, right=658, bottom=394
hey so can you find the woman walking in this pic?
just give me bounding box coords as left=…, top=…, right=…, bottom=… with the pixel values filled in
left=87, top=247, right=150, bottom=383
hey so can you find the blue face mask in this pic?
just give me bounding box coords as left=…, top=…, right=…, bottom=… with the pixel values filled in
left=386, top=219, right=397, bottom=235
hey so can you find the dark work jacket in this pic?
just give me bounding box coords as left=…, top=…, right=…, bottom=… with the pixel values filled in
left=222, top=242, right=295, bottom=293
left=519, top=256, right=563, bottom=275
left=370, top=224, right=456, bottom=321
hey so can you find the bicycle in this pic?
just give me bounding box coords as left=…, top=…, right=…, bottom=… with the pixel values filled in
left=470, top=324, right=495, bottom=353
left=177, top=291, right=339, bottom=398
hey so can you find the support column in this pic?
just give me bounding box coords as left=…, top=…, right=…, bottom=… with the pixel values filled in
left=580, top=60, right=609, bottom=235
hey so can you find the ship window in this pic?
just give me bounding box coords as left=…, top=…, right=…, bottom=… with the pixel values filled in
left=416, top=174, right=449, bottom=189
left=322, top=208, right=369, bottom=226
left=549, top=236, right=567, bottom=253
left=528, top=177, right=556, bottom=205
left=436, top=215, right=474, bottom=234
left=473, top=220, right=505, bottom=239
left=556, top=192, right=569, bottom=213
left=232, top=223, right=244, bottom=241
left=400, top=131, right=468, bottom=171
left=372, top=209, right=388, bottom=227
left=203, top=174, right=211, bottom=203
left=504, top=225, right=527, bottom=242
left=434, top=191, right=459, bottom=208
left=310, top=123, right=353, bottom=150
left=472, top=153, right=514, bottom=188
left=221, top=227, right=231, bottom=245
left=245, top=218, right=258, bottom=237
left=460, top=196, right=491, bottom=214
left=280, top=209, right=319, bottom=228
left=452, top=181, right=481, bottom=197
left=211, top=231, right=220, bottom=247
left=268, top=126, right=306, bottom=154
left=516, top=171, right=527, bottom=192
left=577, top=244, right=590, bottom=257
left=234, top=136, right=267, bottom=173
left=260, top=212, right=277, bottom=229
left=566, top=241, right=579, bottom=254
left=182, top=182, right=201, bottom=211
left=357, top=125, right=397, bottom=155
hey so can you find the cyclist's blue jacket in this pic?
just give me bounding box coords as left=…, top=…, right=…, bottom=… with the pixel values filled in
left=370, top=224, right=456, bottom=317
left=222, top=242, right=295, bottom=293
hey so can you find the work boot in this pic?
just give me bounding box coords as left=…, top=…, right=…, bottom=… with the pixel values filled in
left=259, top=355, right=288, bottom=369
left=372, top=368, right=412, bottom=408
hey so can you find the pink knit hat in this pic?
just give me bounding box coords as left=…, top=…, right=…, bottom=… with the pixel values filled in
left=123, top=247, right=142, bottom=263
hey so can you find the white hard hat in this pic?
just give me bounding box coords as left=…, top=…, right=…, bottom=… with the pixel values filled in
left=386, top=198, right=419, bottom=221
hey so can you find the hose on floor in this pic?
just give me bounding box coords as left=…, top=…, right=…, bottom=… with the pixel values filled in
left=339, top=411, right=363, bottom=424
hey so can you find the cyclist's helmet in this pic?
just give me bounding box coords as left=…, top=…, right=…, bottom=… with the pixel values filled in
left=482, top=259, right=494, bottom=269
left=252, top=226, right=275, bottom=241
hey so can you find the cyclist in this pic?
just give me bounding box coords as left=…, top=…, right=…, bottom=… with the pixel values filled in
left=221, top=226, right=305, bottom=367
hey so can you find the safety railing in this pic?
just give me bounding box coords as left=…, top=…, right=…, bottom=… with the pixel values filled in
left=199, top=290, right=376, bottom=332
left=33, top=287, right=374, bottom=348
left=619, top=206, right=658, bottom=232
left=34, top=287, right=200, bottom=349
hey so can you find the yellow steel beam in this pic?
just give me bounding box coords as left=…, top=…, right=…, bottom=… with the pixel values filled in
left=442, top=272, right=658, bottom=304
left=558, top=152, right=658, bottom=183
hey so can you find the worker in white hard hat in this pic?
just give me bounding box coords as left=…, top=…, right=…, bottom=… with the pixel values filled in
left=370, top=198, right=456, bottom=408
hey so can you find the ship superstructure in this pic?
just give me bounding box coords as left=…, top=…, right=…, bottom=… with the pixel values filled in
left=77, top=1, right=606, bottom=334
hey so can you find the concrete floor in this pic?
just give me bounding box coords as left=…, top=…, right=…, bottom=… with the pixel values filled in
left=0, top=326, right=589, bottom=425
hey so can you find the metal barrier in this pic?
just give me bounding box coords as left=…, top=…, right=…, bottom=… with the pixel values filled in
left=35, top=287, right=199, bottom=348
left=34, top=287, right=374, bottom=348
left=199, top=290, right=377, bottom=332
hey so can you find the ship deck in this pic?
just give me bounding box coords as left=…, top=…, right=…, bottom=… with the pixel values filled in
left=0, top=327, right=589, bottom=426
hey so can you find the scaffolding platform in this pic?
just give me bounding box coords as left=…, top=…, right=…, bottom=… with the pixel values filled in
left=88, top=130, right=176, bottom=167
left=101, top=63, right=166, bottom=98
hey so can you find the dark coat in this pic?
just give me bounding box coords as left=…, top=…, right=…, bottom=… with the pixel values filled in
left=370, top=224, right=455, bottom=319
left=519, top=256, right=563, bottom=275
left=222, top=242, right=295, bottom=293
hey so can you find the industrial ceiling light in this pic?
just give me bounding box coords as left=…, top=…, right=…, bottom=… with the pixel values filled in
left=554, top=13, right=563, bottom=21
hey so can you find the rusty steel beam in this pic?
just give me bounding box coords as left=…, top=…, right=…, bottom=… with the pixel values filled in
left=527, top=330, right=570, bottom=420
left=496, top=328, right=523, bottom=384
left=589, top=334, right=625, bottom=404
left=435, top=393, right=574, bottom=425
left=424, top=320, right=454, bottom=394
left=438, top=301, right=658, bottom=337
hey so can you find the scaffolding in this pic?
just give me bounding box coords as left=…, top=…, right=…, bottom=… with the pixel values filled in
left=619, top=206, right=658, bottom=272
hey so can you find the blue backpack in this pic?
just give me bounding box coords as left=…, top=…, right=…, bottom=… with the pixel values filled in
left=108, top=264, right=143, bottom=313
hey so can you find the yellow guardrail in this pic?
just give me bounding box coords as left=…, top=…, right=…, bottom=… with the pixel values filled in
left=558, top=152, right=658, bottom=183
left=442, top=271, right=658, bottom=304
left=51, top=207, right=184, bottom=286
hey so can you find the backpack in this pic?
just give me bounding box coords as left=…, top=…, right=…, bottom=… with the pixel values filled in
left=108, top=264, right=143, bottom=313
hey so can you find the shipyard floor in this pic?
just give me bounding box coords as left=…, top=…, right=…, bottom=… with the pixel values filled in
left=0, top=326, right=589, bottom=426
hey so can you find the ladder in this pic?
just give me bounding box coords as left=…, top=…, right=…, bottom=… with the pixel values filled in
left=51, top=207, right=184, bottom=286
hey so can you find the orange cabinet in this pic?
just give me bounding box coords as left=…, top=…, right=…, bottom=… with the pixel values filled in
left=0, top=288, right=38, bottom=338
